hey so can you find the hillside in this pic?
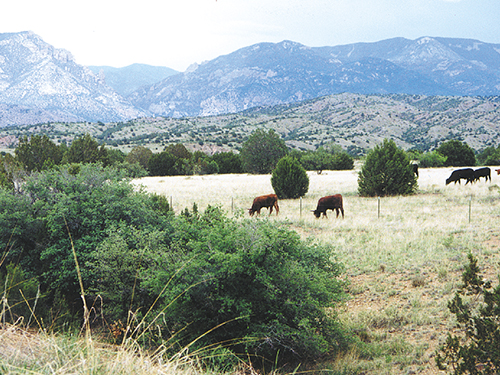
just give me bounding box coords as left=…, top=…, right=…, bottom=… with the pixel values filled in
left=1, top=93, right=499, bottom=154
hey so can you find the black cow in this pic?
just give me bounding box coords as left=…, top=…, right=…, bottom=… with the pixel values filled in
left=445, top=168, right=475, bottom=185
left=312, top=194, right=344, bottom=218
left=249, top=194, right=279, bottom=216
left=473, top=167, right=491, bottom=182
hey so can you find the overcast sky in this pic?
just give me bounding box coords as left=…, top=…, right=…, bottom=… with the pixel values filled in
left=2, top=0, right=499, bottom=72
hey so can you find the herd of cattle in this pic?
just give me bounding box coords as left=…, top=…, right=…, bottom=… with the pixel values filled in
left=249, top=193, right=344, bottom=218
left=248, top=166, right=498, bottom=219
left=445, top=167, right=493, bottom=185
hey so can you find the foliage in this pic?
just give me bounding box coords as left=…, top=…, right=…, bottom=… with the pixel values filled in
left=211, top=151, right=242, bottom=174
left=164, top=143, right=192, bottom=160
left=358, top=139, right=418, bottom=197
left=14, top=134, right=62, bottom=172
left=0, top=263, right=39, bottom=324
left=436, top=140, right=476, bottom=167
left=477, top=146, right=500, bottom=166
left=126, top=146, right=153, bottom=170
left=271, top=156, right=309, bottom=199
left=106, top=148, right=126, bottom=165
left=148, top=151, right=178, bottom=176
left=113, top=161, right=149, bottom=178
left=0, top=164, right=171, bottom=317
left=0, top=153, right=20, bottom=190
left=412, top=150, right=448, bottom=168
left=436, top=254, right=500, bottom=374
left=137, top=206, right=348, bottom=366
left=240, top=129, right=288, bottom=174
left=66, top=133, right=109, bottom=165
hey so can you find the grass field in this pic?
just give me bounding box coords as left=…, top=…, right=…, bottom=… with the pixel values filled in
left=133, top=166, right=500, bottom=374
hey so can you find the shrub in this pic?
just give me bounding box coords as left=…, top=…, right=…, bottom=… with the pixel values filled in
left=0, top=164, right=171, bottom=319
left=139, top=206, right=348, bottom=366
left=436, top=254, right=500, bottom=374
left=271, top=156, right=309, bottom=199
left=358, top=139, right=417, bottom=197
left=417, top=150, right=447, bottom=168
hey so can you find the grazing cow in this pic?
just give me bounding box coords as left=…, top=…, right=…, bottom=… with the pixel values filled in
left=412, top=163, right=419, bottom=178
left=312, top=194, right=344, bottom=218
left=495, top=168, right=500, bottom=175
left=473, top=167, right=491, bottom=182
left=249, top=194, right=279, bottom=216
left=445, top=168, right=475, bottom=185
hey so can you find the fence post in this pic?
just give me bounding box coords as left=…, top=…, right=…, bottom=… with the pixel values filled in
left=300, top=196, right=303, bottom=217
left=378, top=197, right=381, bottom=218
left=231, top=197, right=234, bottom=215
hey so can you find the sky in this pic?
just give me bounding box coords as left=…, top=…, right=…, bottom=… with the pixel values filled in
left=2, top=0, right=500, bottom=72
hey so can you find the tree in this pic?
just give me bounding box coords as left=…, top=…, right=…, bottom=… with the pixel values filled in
left=66, top=133, right=109, bottom=165
left=14, top=134, right=62, bottom=172
left=271, top=156, right=309, bottom=199
left=211, top=151, right=242, bottom=174
left=436, top=140, right=476, bottom=167
left=358, top=139, right=417, bottom=197
left=477, top=146, right=500, bottom=166
left=148, top=151, right=178, bottom=176
left=240, top=129, right=288, bottom=174
left=126, top=145, right=153, bottom=170
left=436, top=254, right=500, bottom=374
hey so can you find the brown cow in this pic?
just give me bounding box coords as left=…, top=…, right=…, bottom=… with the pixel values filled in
left=312, top=194, right=344, bottom=218
left=496, top=168, right=500, bottom=175
left=249, top=194, right=279, bottom=216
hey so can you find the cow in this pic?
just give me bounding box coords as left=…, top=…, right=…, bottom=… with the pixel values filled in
left=473, top=167, right=491, bottom=182
left=495, top=168, right=500, bottom=175
left=312, top=194, right=344, bottom=218
left=445, top=168, right=475, bottom=185
left=249, top=194, right=279, bottom=216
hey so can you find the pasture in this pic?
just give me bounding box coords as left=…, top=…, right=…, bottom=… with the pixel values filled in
left=133, top=167, right=500, bottom=374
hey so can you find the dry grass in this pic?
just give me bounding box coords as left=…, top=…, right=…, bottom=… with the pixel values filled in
left=132, top=166, right=500, bottom=374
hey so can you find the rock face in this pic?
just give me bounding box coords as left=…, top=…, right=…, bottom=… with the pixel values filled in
left=0, top=31, right=145, bottom=126
left=128, top=37, right=500, bottom=118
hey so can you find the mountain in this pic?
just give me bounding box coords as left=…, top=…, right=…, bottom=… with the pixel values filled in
left=0, top=31, right=145, bottom=126
left=128, top=37, right=500, bottom=118
left=88, top=64, right=178, bottom=96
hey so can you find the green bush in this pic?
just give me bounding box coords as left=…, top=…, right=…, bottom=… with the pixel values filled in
left=358, top=139, right=417, bottom=197
left=436, top=254, right=500, bottom=374
left=0, top=164, right=171, bottom=319
left=436, top=140, right=476, bottom=167
left=138, top=206, right=348, bottom=366
left=271, top=156, right=309, bottom=199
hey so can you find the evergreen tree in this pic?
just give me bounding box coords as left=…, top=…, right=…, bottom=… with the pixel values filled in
left=358, top=139, right=417, bottom=197
left=15, top=134, right=62, bottom=172
left=271, top=156, right=309, bottom=199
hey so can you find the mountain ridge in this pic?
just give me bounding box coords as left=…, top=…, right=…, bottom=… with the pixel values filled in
left=128, top=36, right=500, bottom=118
left=2, top=32, right=500, bottom=127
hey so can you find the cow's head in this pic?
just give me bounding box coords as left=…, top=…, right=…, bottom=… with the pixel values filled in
left=311, top=209, right=321, bottom=218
